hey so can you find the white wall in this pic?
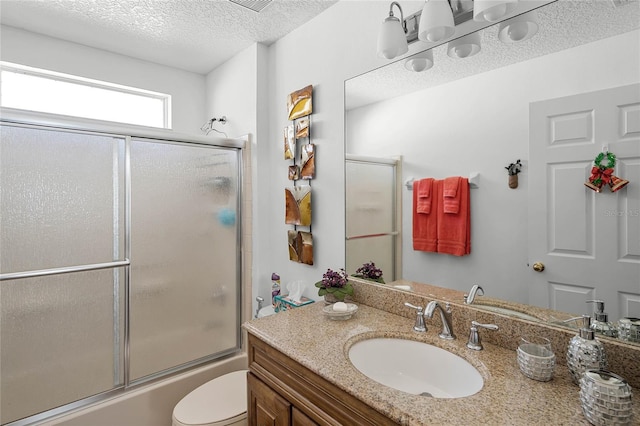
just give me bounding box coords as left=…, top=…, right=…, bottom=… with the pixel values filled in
left=346, top=30, right=640, bottom=303
left=204, top=43, right=269, bottom=317
left=0, top=25, right=206, bottom=134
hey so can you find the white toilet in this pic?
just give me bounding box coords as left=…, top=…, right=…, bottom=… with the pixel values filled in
left=172, top=307, right=275, bottom=426
left=172, top=369, right=249, bottom=426
left=257, top=305, right=275, bottom=318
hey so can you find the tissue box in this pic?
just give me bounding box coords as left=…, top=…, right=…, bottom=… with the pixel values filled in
left=274, top=294, right=314, bottom=313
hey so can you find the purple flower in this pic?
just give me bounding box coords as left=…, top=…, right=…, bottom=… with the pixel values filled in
left=320, top=268, right=348, bottom=288
left=355, top=261, right=383, bottom=280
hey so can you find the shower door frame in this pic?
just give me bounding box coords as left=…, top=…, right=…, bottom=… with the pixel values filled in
left=0, top=109, right=246, bottom=426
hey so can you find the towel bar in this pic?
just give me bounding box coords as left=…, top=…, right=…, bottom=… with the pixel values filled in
left=405, top=173, right=480, bottom=190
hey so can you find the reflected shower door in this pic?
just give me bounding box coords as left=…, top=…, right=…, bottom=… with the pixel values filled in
left=0, top=125, right=126, bottom=424
left=129, top=139, right=241, bottom=381
left=346, top=158, right=398, bottom=281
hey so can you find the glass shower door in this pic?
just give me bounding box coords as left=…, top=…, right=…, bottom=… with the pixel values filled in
left=0, top=125, right=126, bottom=424
left=128, top=139, right=240, bottom=381
left=0, top=124, right=243, bottom=424
left=345, top=159, right=398, bottom=281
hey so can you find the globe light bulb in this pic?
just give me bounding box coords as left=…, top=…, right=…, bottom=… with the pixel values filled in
left=507, top=22, right=528, bottom=41
left=404, top=50, right=434, bottom=72
left=427, top=27, right=447, bottom=43
left=483, top=4, right=507, bottom=22
left=455, top=45, right=473, bottom=58
left=408, top=60, right=427, bottom=72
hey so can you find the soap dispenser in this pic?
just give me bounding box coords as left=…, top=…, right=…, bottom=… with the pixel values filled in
left=566, top=315, right=608, bottom=384
left=586, top=300, right=618, bottom=338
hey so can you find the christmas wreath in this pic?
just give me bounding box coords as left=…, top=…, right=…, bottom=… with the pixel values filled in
left=588, top=152, right=616, bottom=188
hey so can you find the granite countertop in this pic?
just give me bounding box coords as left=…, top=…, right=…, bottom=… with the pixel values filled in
left=243, top=302, right=639, bottom=426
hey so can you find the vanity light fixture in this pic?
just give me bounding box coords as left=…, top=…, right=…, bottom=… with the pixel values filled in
left=498, top=10, right=539, bottom=43
left=377, top=1, right=409, bottom=59
left=447, top=31, right=481, bottom=58
left=404, top=49, right=434, bottom=72
left=418, top=0, right=455, bottom=43
left=473, top=0, right=518, bottom=22
left=377, top=0, right=524, bottom=63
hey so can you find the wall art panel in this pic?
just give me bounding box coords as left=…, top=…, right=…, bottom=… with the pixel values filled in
left=288, top=230, right=314, bottom=265
left=287, top=85, right=313, bottom=121
left=284, top=125, right=295, bottom=160
left=300, top=144, right=315, bottom=180
left=285, top=185, right=311, bottom=226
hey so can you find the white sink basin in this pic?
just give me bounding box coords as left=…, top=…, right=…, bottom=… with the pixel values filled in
left=348, top=338, right=483, bottom=398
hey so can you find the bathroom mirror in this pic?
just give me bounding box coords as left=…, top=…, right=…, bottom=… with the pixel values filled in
left=345, top=0, right=640, bottom=344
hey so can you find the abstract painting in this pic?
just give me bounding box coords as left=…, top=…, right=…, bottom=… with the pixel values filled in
left=300, top=144, right=315, bottom=180
left=287, top=85, right=313, bottom=121
left=295, top=117, right=309, bottom=139
left=285, top=185, right=311, bottom=226
left=284, top=125, right=295, bottom=160
left=288, top=230, right=314, bottom=265
left=288, top=165, right=300, bottom=181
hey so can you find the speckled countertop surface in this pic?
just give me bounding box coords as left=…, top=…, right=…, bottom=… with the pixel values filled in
left=243, top=302, right=639, bottom=426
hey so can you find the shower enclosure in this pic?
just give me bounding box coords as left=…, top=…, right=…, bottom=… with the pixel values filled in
left=345, top=155, right=401, bottom=282
left=0, top=120, right=243, bottom=425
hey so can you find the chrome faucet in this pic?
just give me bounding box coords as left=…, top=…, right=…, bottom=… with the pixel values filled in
left=424, top=301, right=455, bottom=340
left=255, top=296, right=264, bottom=319
left=404, top=302, right=427, bottom=332
left=466, top=321, right=498, bottom=350
left=464, top=284, right=484, bottom=304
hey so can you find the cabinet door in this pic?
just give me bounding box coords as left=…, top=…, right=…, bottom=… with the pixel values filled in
left=248, top=372, right=291, bottom=426
left=292, top=407, right=319, bottom=426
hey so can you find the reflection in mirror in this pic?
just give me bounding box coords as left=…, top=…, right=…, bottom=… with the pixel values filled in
left=345, top=0, right=640, bottom=345
left=345, top=155, right=402, bottom=283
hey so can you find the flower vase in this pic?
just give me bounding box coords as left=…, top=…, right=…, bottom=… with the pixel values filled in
left=324, top=293, right=339, bottom=304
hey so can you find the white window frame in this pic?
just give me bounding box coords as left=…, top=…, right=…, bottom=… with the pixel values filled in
left=0, top=62, right=172, bottom=129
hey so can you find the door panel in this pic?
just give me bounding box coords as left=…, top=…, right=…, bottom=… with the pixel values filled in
left=547, top=162, right=593, bottom=256
left=129, top=139, right=240, bottom=381
left=529, top=84, right=640, bottom=320
left=0, top=125, right=125, bottom=273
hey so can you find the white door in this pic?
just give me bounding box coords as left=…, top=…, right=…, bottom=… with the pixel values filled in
left=528, top=84, right=640, bottom=321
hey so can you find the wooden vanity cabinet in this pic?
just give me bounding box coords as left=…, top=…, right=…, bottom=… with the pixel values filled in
left=247, top=333, right=396, bottom=426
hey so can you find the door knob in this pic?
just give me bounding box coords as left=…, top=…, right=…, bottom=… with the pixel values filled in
left=532, top=262, right=545, bottom=272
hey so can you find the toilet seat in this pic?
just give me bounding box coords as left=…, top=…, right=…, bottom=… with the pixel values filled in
left=172, top=370, right=248, bottom=426
left=257, top=306, right=275, bottom=318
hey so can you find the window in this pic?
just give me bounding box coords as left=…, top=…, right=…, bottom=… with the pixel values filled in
left=0, top=62, right=171, bottom=129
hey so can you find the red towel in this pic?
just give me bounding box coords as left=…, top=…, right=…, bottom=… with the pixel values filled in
left=443, top=176, right=462, bottom=214
left=437, top=177, right=471, bottom=256
left=413, top=179, right=438, bottom=252
left=415, top=178, right=433, bottom=214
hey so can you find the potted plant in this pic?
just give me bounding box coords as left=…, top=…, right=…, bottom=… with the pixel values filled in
left=353, top=261, right=385, bottom=284
left=315, top=268, right=353, bottom=303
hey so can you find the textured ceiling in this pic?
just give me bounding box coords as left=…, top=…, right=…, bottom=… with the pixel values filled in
left=0, top=0, right=338, bottom=74
left=346, top=0, right=640, bottom=110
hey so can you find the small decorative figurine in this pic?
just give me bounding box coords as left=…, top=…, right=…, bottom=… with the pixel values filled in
left=505, top=159, right=522, bottom=189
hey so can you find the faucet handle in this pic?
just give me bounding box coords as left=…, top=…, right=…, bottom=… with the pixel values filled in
left=404, top=302, right=427, bottom=332
left=466, top=321, right=498, bottom=350
left=255, top=296, right=265, bottom=318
